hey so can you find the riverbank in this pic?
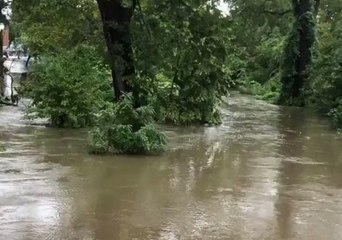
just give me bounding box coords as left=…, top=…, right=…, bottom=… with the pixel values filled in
left=237, top=83, right=342, bottom=131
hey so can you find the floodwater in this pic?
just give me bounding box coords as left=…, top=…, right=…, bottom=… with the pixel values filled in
left=0, top=94, right=342, bottom=240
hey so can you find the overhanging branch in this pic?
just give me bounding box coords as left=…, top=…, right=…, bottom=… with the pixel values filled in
left=261, top=9, right=292, bottom=16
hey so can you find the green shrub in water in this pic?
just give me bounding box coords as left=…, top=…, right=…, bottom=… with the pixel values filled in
left=0, top=144, right=5, bottom=152
left=24, top=45, right=112, bottom=128
left=328, top=103, right=342, bottom=127
left=88, top=94, right=167, bottom=154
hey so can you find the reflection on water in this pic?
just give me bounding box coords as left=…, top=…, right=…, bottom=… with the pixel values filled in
left=1, top=94, right=342, bottom=240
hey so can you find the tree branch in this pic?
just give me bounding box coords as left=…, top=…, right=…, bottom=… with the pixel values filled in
left=261, top=9, right=292, bottom=16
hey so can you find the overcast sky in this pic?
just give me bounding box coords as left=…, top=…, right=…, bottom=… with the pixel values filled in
left=217, top=0, right=230, bottom=15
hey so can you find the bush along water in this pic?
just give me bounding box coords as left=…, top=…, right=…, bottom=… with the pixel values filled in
left=24, top=45, right=112, bottom=128
left=309, top=29, right=342, bottom=129
left=88, top=94, right=167, bottom=155
left=0, top=144, right=5, bottom=152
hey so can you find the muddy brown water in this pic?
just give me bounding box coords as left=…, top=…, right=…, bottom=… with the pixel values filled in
left=0, top=95, right=342, bottom=240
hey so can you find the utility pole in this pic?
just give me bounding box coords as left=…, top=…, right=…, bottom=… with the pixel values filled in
left=0, top=25, right=4, bottom=85
left=0, top=27, right=3, bottom=99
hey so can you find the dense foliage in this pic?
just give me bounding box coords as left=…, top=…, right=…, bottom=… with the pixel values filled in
left=11, top=0, right=102, bottom=55
left=228, top=0, right=292, bottom=102
left=11, top=0, right=237, bottom=154
left=226, top=0, right=342, bottom=127
left=309, top=1, right=342, bottom=127
left=10, top=0, right=342, bottom=155
left=25, top=45, right=112, bottom=128
left=88, top=94, right=167, bottom=154
left=133, top=1, right=234, bottom=124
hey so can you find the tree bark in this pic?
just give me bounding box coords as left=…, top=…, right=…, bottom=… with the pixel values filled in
left=292, top=0, right=312, bottom=101
left=279, top=0, right=315, bottom=106
left=96, top=0, right=136, bottom=101
left=314, top=0, right=320, bottom=17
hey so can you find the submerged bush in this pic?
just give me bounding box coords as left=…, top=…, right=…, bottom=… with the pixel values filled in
left=0, top=144, right=5, bottom=152
left=88, top=94, right=167, bottom=154
left=328, top=102, right=342, bottom=127
left=25, top=45, right=112, bottom=128
left=238, top=78, right=281, bottom=104
left=147, top=65, right=230, bottom=125
left=153, top=94, right=223, bottom=125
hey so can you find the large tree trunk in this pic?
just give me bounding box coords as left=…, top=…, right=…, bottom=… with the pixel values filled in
left=279, top=0, right=316, bottom=106
left=96, top=0, right=136, bottom=101
left=292, top=0, right=312, bottom=101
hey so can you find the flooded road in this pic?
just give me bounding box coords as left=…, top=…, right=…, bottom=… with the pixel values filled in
left=1, top=94, right=342, bottom=240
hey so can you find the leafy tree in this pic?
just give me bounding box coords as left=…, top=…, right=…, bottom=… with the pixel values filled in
left=278, top=0, right=318, bottom=106
left=11, top=0, right=102, bottom=54
left=225, top=0, right=292, bottom=102
left=13, top=0, right=342, bottom=153
left=132, top=0, right=234, bottom=124
left=96, top=0, right=137, bottom=101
